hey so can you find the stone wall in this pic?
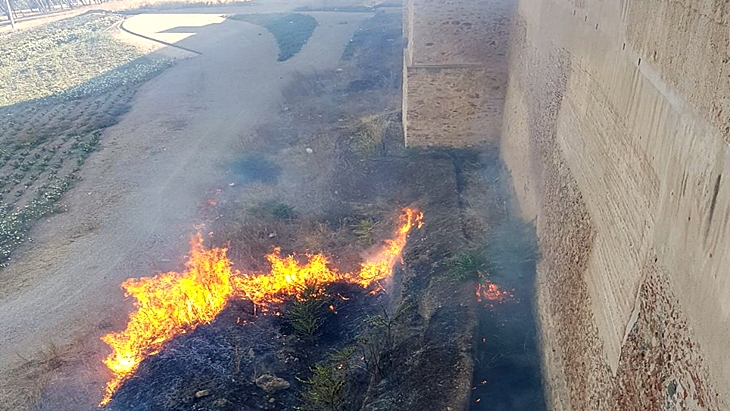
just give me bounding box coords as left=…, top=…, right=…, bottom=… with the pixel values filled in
left=403, top=0, right=730, bottom=409
left=500, top=0, right=730, bottom=410
left=402, top=0, right=513, bottom=147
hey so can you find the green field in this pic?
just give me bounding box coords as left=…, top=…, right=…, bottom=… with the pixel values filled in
left=0, top=12, right=173, bottom=267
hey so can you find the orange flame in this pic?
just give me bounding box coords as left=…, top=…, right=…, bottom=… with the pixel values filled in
left=231, top=249, right=339, bottom=307
left=100, top=208, right=423, bottom=406
left=354, top=207, right=424, bottom=289
left=475, top=280, right=513, bottom=306
left=99, top=234, right=235, bottom=404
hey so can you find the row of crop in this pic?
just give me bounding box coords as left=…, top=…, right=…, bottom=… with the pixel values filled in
left=0, top=13, right=148, bottom=107
left=0, top=174, right=75, bottom=266
left=0, top=12, right=176, bottom=268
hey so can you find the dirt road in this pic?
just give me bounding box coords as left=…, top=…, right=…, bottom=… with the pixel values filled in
left=0, top=5, right=369, bottom=408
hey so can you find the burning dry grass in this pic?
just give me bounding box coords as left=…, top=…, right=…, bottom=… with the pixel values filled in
left=211, top=202, right=398, bottom=273
left=100, top=233, right=236, bottom=404
left=100, top=208, right=422, bottom=405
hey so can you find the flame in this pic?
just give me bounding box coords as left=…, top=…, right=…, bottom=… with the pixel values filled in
left=100, top=208, right=423, bottom=406
left=354, top=207, right=424, bottom=289
left=99, top=234, right=235, bottom=404
left=230, top=249, right=339, bottom=310
left=475, top=280, right=513, bottom=306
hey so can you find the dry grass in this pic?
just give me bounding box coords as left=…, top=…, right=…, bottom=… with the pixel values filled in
left=351, top=114, right=391, bottom=158
left=0, top=341, right=72, bottom=411
left=210, top=202, right=367, bottom=275
left=207, top=11, right=406, bottom=275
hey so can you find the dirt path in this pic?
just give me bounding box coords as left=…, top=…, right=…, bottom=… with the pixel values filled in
left=0, top=6, right=370, bottom=408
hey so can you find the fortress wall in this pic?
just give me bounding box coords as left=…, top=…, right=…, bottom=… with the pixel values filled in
left=402, top=0, right=513, bottom=147
left=404, top=0, right=730, bottom=409
left=500, top=0, right=730, bottom=409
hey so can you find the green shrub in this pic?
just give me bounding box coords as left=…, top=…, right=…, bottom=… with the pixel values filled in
left=351, top=218, right=377, bottom=245
left=270, top=202, right=296, bottom=221
left=246, top=201, right=296, bottom=221
left=447, top=248, right=488, bottom=282
left=299, top=347, right=355, bottom=411
left=283, top=284, right=329, bottom=342
left=358, top=308, right=403, bottom=379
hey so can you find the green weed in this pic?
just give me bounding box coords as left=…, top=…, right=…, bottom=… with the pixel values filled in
left=351, top=217, right=377, bottom=245
left=283, top=284, right=329, bottom=342
left=299, top=347, right=355, bottom=411
left=358, top=307, right=407, bottom=379
left=447, top=248, right=488, bottom=282
left=270, top=202, right=296, bottom=221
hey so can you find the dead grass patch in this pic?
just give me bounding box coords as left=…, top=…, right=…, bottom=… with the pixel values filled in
left=351, top=114, right=391, bottom=158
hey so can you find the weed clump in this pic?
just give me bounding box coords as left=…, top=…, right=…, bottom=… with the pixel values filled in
left=247, top=201, right=297, bottom=221
left=447, top=248, right=488, bottom=282
left=358, top=308, right=402, bottom=379
left=351, top=114, right=389, bottom=157
left=445, top=218, right=539, bottom=283
left=351, top=218, right=377, bottom=245
left=300, top=347, right=356, bottom=411
left=269, top=202, right=296, bottom=221
left=283, top=284, right=330, bottom=342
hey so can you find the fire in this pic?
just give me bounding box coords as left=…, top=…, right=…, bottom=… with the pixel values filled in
left=232, top=250, right=339, bottom=306
left=99, top=234, right=235, bottom=405
left=354, top=207, right=424, bottom=289
left=475, top=280, right=513, bottom=306
left=100, top=208, right=423, bottom=406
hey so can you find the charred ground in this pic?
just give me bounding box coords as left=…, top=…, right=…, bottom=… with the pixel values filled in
left=23, top=9, right=544, bottom=411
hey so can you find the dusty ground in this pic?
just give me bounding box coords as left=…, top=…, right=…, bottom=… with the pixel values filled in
left=0, top=0, right=393, bottom=33
left=0, top=3, right=374, bottom=409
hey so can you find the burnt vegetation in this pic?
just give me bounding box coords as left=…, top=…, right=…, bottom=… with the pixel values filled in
left=107, top=282, right=379, bottom=411
left=98, top=10, right=544, bottom=411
